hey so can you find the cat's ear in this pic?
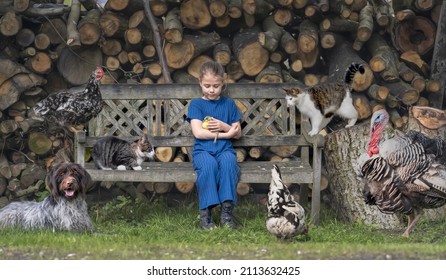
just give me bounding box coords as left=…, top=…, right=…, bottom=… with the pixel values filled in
left=283, top=87, right=300, bottom=96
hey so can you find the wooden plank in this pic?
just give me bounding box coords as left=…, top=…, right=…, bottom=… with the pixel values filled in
left=98, top=83, right=293, bottom=100
left=80, top=135, right=319, bottom=148
left=84, top=160, right=313, bottom=184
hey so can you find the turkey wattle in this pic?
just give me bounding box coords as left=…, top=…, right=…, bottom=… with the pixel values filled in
left=34, top=66, right=104, bottom=132
left=266, top=164, right=308, bottom=239
left=356, top=109, right=446, bottom=237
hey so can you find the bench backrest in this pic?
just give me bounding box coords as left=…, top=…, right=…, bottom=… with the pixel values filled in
left=86, top=83, right=324, bottom=149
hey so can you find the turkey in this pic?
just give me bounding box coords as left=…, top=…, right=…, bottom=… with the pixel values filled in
left=356, top=109, right=446, bottom=237
left=266, top=164, right=308, bottom=239
left=34, top=66, right=104, bottom=133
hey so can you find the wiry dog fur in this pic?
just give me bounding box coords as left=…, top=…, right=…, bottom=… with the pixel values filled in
left=0, top=163, right=94, bottom=232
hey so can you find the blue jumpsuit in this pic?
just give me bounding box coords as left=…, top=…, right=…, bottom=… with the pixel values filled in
left=187, top=97, right=242, bottom=210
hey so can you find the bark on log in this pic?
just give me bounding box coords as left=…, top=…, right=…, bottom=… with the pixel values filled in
left=56, top=46, right=103, bottom=85
left=78, top=8, right=101, bottom=45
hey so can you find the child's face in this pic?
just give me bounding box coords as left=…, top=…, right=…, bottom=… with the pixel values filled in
left=199, top=73, right=224, bottom=101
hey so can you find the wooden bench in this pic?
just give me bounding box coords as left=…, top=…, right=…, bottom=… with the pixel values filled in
left=74, top=83, right=325, bottom=223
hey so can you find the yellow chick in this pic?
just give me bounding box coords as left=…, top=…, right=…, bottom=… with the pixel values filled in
left=202, top=116, right=218, bottom=143
left=202, top=116, right=212, bottom=130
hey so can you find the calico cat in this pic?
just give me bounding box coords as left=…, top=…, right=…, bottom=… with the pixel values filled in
left=92, top=133, right=155, bottom=170
left=284, top=63, right=364, bottom=136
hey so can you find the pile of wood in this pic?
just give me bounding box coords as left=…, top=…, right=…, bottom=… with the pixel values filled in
left=0, top=0, right=445, bottom=203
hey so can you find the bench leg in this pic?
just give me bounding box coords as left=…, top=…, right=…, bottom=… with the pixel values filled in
left=299, top=184, right=309, bottom=209
left=311, top=145, right=322, bottom=225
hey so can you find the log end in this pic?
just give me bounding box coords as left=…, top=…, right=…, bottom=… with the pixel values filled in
left=411, top=106, right=446, bottom=130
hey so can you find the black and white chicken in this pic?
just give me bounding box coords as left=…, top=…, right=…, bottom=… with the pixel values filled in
left=34, top=66, right=104, bottom=133
left=356, top=109, right=446, bottom=237
left=266, top=164, right=308, bottom=239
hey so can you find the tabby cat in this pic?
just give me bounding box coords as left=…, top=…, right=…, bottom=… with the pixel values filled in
left=284, top=63, right=364, bottom=136
left=92, top=133, right=155, bottom=170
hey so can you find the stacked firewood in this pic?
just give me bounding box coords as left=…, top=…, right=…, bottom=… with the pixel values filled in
left=0, top=0, right=444, bottom=202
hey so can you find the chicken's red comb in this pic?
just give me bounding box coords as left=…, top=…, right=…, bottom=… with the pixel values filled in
left=95, top=66, right=104, bottom=79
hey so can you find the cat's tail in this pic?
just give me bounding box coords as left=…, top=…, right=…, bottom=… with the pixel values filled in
left=344, top=63, right=365, bottom=85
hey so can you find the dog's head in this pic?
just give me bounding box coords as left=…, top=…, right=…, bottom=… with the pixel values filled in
left=46, top=163, right=92, bottom=201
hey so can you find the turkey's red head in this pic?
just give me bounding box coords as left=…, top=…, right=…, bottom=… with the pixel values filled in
left=367, top=109, right=389, bottom=156
left=95, top=67, right=104, bottom=80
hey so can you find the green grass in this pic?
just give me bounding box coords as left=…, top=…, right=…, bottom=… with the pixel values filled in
left=1, top=194, right=445, bottom=260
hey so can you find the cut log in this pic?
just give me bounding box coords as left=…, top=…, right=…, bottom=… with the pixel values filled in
left=213, top=39, right=232, bottom=66
left=0, top=72, right=45, bottom=111
left=383, top=80, right=419, bottom=106
left=78, top=8, right=101, bottom=45
left=155, top=147, right=176, bottom=162
left=297, top=19, right=318, bottom=54
left=327, top=37, right=374, bottom=92
left=100, top=11, right=128, bottom=38
left=57, top=46, right=103, bottom=86
left=163, top=7, right=183, bottom=43
left=187, top=55, right=213, bottom=79
left=237, top=182, right=251, bottom=196
left=356, top=1, right=373, bottom=43
left=15, top=28, right=35, bottom=48
left=248, top=146, right=267, bottom=159
left=164, top=32, right=220, bottom=70
left=40, top=18, right=66, bottom=44
left=320, top=16, right=358, bottom=33
left=0, top=11, right=22, bottom=36
left=269, top=145, right=298, bottom=158
left=255, top=63, right=283, bottom=83
left=324, top=120, right=401, bottom=229
left=0, top=154, right=12, bottom=179
left=66, top=0, right=81, bottom=47
left=28, top=132, right=52, bottom=156
left=258, top=15, right=284, bottom=52
left=0, top=177, right=6, bottom=196
left=20, top=164, right=47, bottom=187
left=394, top=16, right=436, bottom=56
left=411, top=106, right=446, bottom=130
left=180, top=0, right=212, bottom=29
left=366, top=33, right=399, bottom=82
left=235, top=147, right=247, bottom=162
left=232, top=26, right=269, bottom=76
left=352, top=93, right=372, bottom=120
left=367, top=84, right=388, bottom=102
left=25, top=52, right=51, bottom=74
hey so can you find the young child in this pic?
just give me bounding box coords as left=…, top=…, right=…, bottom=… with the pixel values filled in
left=186, top=61, right=242, bottom=229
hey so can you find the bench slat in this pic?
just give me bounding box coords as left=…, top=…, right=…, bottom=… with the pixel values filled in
left=79, top=135, right=314, bottom=148
left=83, top=161, right=313, bottom=184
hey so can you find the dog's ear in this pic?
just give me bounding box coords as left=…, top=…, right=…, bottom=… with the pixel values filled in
left=46, top=163, right=60, bottom=200
left=78, top=165, right=92, bottom=197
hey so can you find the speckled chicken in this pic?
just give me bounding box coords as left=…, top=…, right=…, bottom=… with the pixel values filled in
left=34, top=66, right=104, bottom=132
left=356, top=109, right=446, bottom=237
left=266, top=164, right=308, bottom=239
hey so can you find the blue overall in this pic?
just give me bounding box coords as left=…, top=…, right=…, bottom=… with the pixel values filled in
left=187, top=97, right=242, bottom=210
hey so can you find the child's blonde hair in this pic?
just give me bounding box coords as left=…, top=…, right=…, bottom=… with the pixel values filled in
left=199, top=61, right=225, bottom=81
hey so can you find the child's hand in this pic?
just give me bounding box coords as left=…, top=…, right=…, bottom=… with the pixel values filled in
left=229, top=123, right=241, bottom=139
